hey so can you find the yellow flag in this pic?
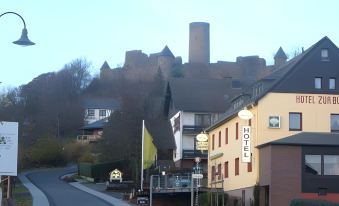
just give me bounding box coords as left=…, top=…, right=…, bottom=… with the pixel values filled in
left=143, top=125, right=157, bottom=169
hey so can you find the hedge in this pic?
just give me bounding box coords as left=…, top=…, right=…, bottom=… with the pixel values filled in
left=290, top=199, right=339, bottom=206
left=78, top=160, right=132, bottom=182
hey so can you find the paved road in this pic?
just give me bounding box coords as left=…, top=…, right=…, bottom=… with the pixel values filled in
left=27, top=167, right=113, bottom=206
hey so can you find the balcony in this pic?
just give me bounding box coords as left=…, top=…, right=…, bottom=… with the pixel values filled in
left=182, top=125, right=205, bottom=135
left=77, top=135, right=101, bottom=143
left=182, top=149, right=208, bottom=159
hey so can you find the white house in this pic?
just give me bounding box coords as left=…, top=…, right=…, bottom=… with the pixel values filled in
left=77, top=98, right=120, bottom=143
left=83, top=98, right=120, bottom=125
left=164, top=78, right=241, bottom=171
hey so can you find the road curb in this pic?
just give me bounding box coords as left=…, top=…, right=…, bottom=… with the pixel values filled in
left=18, top=172, right=50, bottom=206
left=69, top=182, right=133, bottom=206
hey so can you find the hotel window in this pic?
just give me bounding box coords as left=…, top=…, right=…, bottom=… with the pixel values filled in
left=324, top=155, right=339, bottom=175
left=225, top=128, right=228, bottom=145
left=232, top=79, right=241, bottom=89
left=331, top=114, right=339, bottom=132
left=305, top=155, right=321, bottom=175
left=235, top=158, right=239, bottom=176
left=315, top=77, right=322, bottom=89
left=236, top=122, right=239, bottom=140
left=212, top=134, right=215, bottom=150
left=321, top=48, right=329, bottom=61
left=218, top=131, right=221, bottom=147
left=87, top=109, right=95, bottom=116
left=195, top=114, right=211, bottom=127
left=289, top=112, right=302, bottom=131
left=99, top=109, right=106, bottom=116
left=248, top=154, right=252, bottom=172
left=329, top=78, right=336, bottom=90
left=248, top=119, right=252, bottom=126
left=305, top=155, right=339, bottom=176
left=224, top=161, right=229, bottom=178
left=218, top=164, right=222, bottom=180
left=211, top=166, right=216, bottom=181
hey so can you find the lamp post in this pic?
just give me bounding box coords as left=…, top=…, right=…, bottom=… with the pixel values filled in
left=0, top=11, right=35, bottom=46
left=0, top=11, right=35, bottom=206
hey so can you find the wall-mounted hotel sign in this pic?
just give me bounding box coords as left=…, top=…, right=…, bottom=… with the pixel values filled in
left=242, top=126, right=251, bottom=163
left=296, top=95, right=339, bottom=105
left=269, top=116, right=280, bottom=128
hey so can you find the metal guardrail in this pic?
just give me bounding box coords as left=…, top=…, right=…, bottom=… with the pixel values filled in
left=183, top=150, right=208, bottom=159
left=77, top=135, right=101, bottom=143
left=149, top=174, right=208, bottom=193
left=182, top=125, right=205, bottom=134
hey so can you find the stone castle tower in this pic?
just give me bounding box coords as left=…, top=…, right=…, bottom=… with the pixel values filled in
left=189, top=22, right=210, bottom=64
left=274, top=47, right=288, bottom=68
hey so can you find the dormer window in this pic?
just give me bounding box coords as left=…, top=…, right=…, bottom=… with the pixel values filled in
left=329, top=78, right=336, bottom=90
left=315, top=77, right=322, bottom=89
left=321, top=49, right=329, bottom=61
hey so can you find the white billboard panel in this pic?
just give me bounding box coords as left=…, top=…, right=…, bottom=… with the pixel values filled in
left=0, top=122, right=18, bottom=176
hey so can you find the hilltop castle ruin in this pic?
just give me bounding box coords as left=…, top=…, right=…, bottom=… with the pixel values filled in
left=100, top=22, right=288, bottom=87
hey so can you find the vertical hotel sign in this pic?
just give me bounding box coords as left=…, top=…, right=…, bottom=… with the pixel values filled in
left=242, top=126, right=251, bottom=163
left=0, top=122, right=18, bottom=176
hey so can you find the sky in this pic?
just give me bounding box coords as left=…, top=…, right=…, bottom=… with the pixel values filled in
left=1, top=0, right=339, bottom=89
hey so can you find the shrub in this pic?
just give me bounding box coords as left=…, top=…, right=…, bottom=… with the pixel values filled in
left=290, top=199, right=339, bottom=206
left=63, top=142, right=90, bottom=163
left=27, top=136, right=66, bottom=167
left=198, top=192, right=209, bottom=206
left=252, top=183, right=260, bottom=206
left=78, top=152, right=97, bottom=164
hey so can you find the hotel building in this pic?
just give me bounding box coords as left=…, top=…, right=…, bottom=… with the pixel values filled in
left=206, top=37, right=339, bottom=206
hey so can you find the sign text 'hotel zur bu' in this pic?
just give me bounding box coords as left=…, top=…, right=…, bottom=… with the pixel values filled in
left=296, top=95, right=339, bottom=105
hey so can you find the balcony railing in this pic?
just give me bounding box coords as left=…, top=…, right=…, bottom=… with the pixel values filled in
left=182, top=125, right=206, bottom=135
left=182, top=149, right=208, bottom=159
left=77, top=135, right=101, bottom=143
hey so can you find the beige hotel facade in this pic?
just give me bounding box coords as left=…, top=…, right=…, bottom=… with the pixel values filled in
left=206, top=37, right=339, bottom=206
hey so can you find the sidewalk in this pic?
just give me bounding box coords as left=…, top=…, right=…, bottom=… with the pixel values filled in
left=69, top=182, right=133, bottom=206
left=17, top=173, right=49, bottom=206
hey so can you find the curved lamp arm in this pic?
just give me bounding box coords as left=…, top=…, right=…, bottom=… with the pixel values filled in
left=0, top=11, right=35, bottom=46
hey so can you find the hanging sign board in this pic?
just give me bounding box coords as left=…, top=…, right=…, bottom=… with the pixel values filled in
left=196, top=133, right=208, bottom=151
left=238, top=109, right=253, bottom=120
left=242, top=126, right=251, bottom=163
left=0, top=122, right=18, bottom=176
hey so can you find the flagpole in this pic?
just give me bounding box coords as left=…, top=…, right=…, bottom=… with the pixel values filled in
left=141, top=120, right=145, bottom=191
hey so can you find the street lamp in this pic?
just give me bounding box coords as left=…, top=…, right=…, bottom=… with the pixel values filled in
left=0, top=11, right=34, bottom=206
left=0, top=11, right=35, bottom=46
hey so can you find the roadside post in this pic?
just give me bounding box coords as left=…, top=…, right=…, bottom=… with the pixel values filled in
left=191, top=157, right=203, bottom=206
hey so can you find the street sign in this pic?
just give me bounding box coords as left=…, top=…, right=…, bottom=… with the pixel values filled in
left=0, top=122, right=18, bottom=176
left=194, top=157, right=201, bottom=163
left=192, top=174, right=203, bottom=179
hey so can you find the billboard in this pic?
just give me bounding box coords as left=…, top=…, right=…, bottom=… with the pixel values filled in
left=0, top=122, right=18, bottom=176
